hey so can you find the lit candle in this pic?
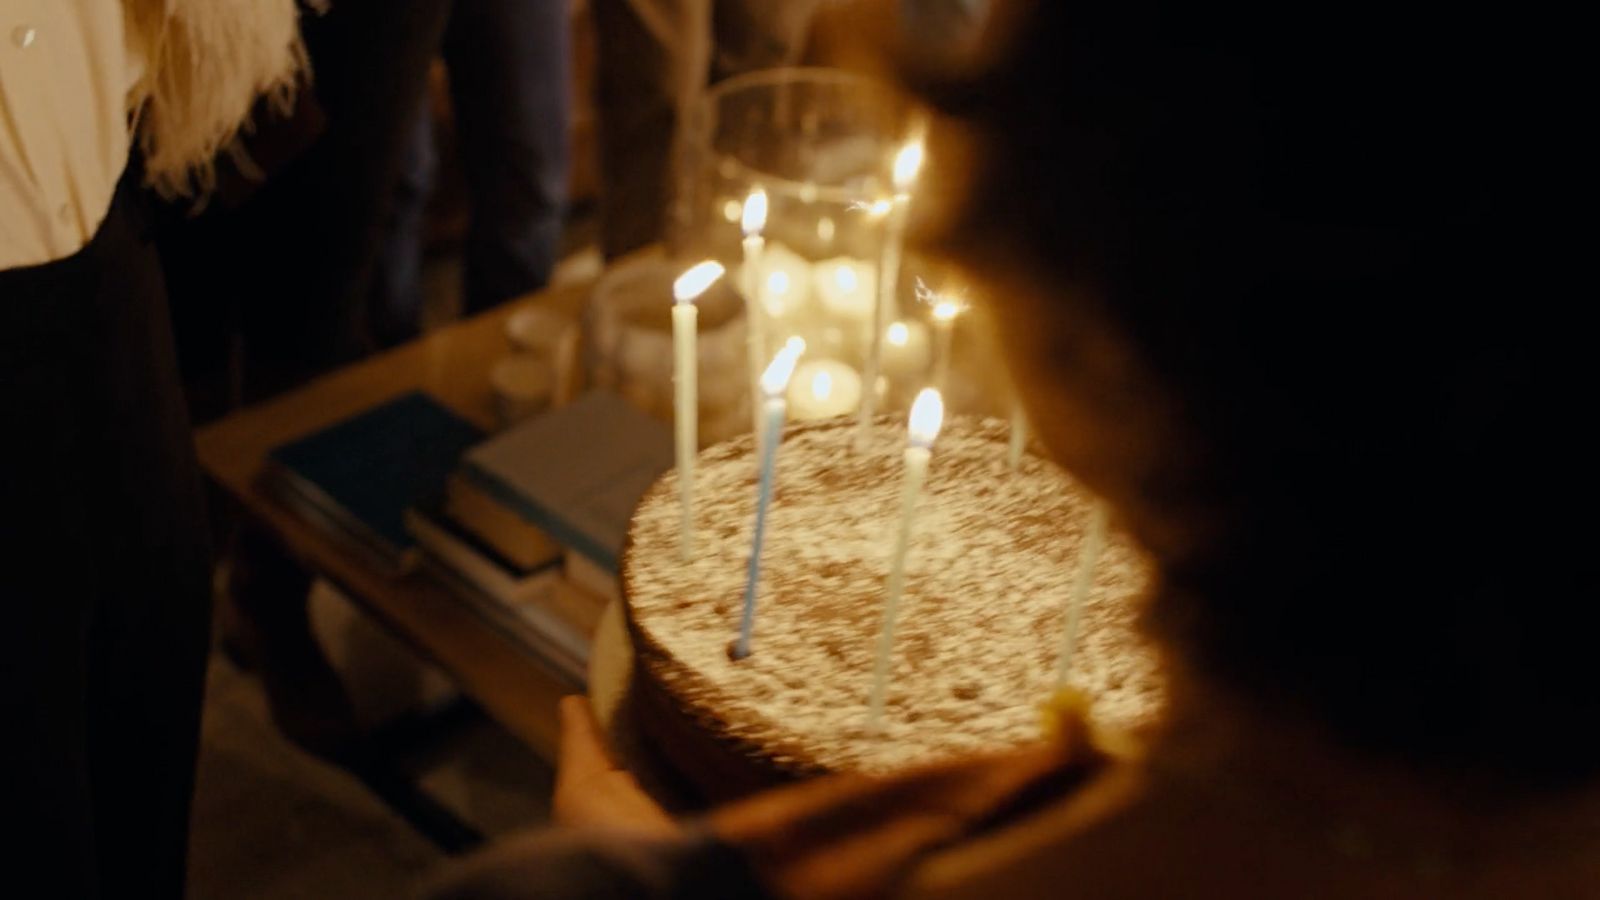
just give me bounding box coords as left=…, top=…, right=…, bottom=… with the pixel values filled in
left=741, top=189, right=769, bottom=442
left=787, top=359, right=863, bottom=421
left=880, top=319, right=932, bottom=379
left=732, top=337, right=807, bottom=660
left=671, top=260, right=724, bottom=560
left=928, top=294, right=965, bottom=392
left=1057, top=502, right=1108, bottom=686
left=857, top=138, right=926, bottom=447
left=812, top=257, right=878, bottom=326
left=868, top=388, right=944, bottom=726
left=1008, top=404, right=1029, bottom=471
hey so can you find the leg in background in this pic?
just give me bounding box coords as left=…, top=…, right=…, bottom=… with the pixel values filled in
left=709, top=0, right=821, bottom=78
left=160, top=0, right=448, bottom=765
left=590, top=0, right=712, bottom=259
left=369, top=100, right=439, bottom=348
left=588, top=0, right=821, bottom=259
left=234, top=0, right=452, bottom=398
left=443, top=0, right=573, bottom=314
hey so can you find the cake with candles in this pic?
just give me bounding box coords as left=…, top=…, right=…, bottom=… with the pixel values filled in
left=620, top=414, right=1164, bottom=799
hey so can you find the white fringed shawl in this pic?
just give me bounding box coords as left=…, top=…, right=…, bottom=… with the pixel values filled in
left=124, top=0, right=320, bottom=199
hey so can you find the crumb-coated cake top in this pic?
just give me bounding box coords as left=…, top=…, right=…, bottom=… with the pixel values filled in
left=623, top=415, right=1164, bottom=776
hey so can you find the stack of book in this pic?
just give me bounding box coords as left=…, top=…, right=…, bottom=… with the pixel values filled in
left=411, top=390, right=674, bottom=682
left=263, top=392, right=485, bottom=576
left=263, top=390, right=673, bottom=687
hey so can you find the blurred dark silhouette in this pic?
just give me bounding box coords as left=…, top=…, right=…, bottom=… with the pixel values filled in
left=427, top=2, right=1597, bottom=898
left=371, top=0, right=572, bottom=347
left=590, top=0, right=822, bottom=258
left=157, top=0, right=454, bottom=761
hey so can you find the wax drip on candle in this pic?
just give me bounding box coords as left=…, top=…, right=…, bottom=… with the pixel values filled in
left=671, top=260, right=724, bottom=561
left=732, top=336, right=807, bottom=661
left=868, top=388, right=944, bottom=726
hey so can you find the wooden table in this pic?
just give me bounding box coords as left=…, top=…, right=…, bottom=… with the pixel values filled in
left=196, top=280, right=595, bottom=763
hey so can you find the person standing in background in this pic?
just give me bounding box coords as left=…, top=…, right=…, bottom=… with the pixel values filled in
left=0, top=1, right=310, bottom=896
left=156, top=0, right=472, bottom=765
left=371, top=0, right=573, bottom=347
left=590, top=0, right=823, bottom=259
left=587, top=0, right=987, bottom=260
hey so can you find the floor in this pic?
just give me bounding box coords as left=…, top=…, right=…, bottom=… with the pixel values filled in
left=187, top=583, right=557, bottom=899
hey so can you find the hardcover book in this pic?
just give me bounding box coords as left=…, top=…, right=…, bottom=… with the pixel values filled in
left=262, top=392, right=484, bottom=574
left=459, top=390, right=674, bottom=575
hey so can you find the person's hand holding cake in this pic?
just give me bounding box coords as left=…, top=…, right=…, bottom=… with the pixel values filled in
left=549, top=697, right=677, bottom=838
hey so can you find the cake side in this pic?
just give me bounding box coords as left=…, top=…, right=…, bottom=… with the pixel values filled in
left=621, top=427, right=833, bottom=788
left=622, top=415, right=1164, bottom=779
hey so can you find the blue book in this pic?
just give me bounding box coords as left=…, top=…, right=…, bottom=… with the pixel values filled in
left=263, top=391, right=485, bottom=574
left=459, top=390, right=674, bottom=574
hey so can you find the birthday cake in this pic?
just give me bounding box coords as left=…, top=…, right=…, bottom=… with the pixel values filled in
left=621, top=415, right=1163, bottom=798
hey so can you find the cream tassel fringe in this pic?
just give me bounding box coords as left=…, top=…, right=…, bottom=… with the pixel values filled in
left=126, top=0, right=324, bottom=201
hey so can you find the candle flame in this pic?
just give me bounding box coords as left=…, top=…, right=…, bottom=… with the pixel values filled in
left=886, top=322, right=910, bottom=346
left=908, top=388, right=945, bottom=449
left=741, top=188, right=768, bottom=237
left=932, top=299, right=962, bottom=322
left=812, top=370, right=834, bottom=400
left=893, top=140, right=925, bottom=192
left=674, top=260, right=725, bottom=303
left=761, top=337, right=806, bottom=397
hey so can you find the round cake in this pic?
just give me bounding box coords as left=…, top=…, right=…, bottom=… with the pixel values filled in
left=622, top=415, right=1163, bottom=798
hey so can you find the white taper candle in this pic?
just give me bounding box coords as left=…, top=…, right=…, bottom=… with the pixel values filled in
left=741, top=188, right=769, bottom=445
left=672, top=260, right=724, bottom=561
left=1057, top=502, right=1108, bottom=686
left=868, top=388, right=944, bottom=727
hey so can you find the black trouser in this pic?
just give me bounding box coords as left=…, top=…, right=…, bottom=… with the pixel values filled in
left=372, top=0, right=572, bottom=345
left=0, top=175, right=212, bottom=899
left=162, top=0, right=452, bottom=418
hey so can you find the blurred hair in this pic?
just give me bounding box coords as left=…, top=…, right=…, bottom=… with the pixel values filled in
left=898, top=1, right=1593, bottom=788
